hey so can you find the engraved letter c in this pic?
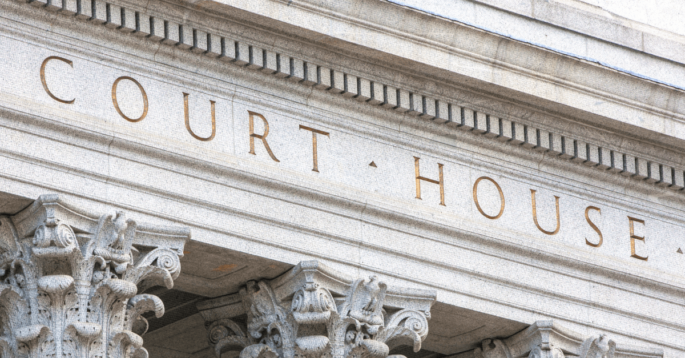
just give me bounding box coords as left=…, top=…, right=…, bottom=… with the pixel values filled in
left=40, top=56, right=75, bottom=104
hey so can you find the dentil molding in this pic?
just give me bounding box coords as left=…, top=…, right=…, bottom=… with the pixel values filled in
left=9, top=0, right=685, bottom=195
left=0, top=194, right=190, bottom=358
left=197, top=260, right=436, bottom=358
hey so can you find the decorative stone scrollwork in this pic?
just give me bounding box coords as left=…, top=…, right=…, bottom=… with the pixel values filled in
left=0, top=195, right=190, bottom=358
left=472, top=320, right=661, bottom=358
left=198, top=261, right=436, bottom=358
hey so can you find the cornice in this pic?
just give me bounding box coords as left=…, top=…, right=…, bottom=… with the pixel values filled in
left=193, top=0, right=685, bottom=142
left=393, top=0, right=685, bottom=76
left=7, top=0, right=685, bottom=198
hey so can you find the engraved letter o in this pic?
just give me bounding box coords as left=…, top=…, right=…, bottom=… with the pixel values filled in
left=111, top=76, right=149, bottom=122
left=472, top=176, right=505, bottom=220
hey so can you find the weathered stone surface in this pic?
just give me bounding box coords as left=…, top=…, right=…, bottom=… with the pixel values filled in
left=0, top=195, right=190, bottom=358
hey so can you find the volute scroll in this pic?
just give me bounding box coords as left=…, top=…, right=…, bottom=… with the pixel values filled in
left=0, top=194, right=190, bottom=358
left=198, top=261, right=437, bottom=358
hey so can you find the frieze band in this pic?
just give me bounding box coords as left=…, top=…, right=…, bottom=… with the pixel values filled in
left=36, top=52, right=657, bottom=261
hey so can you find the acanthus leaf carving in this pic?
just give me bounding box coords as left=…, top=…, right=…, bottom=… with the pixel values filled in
left=375, top=309, right=429, bottom=353
left=199, top=261, right=436, bottom=358
left=0, top=195, right=190, bottom=358
left=208, top=319, right=255, bottom=358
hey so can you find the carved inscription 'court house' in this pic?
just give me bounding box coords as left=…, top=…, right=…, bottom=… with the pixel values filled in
left=1, top=0, right=683, bottom=356
left=35, top=54, right=668, bottom=263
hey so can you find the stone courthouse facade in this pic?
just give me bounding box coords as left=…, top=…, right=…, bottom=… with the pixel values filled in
left=0, top=0, right=684, bottom=357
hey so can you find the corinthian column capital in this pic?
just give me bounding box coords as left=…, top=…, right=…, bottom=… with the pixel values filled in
left=0, top=195, right=190, bottom=358
left=470, top=320, right=662, bottom=358
left=198, top=261, right=436, bottom=358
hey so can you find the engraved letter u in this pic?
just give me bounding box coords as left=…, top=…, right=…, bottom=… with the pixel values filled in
left=184, top=92, right=216, bottom=141
left=530, top=189, right=560, bottom=235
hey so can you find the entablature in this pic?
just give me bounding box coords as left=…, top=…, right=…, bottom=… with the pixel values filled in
left=2, top=1, right=685, bottom=354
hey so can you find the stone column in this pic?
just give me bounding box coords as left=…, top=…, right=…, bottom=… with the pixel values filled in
left=198, top=261, right=436, bottom=358
left=0, top=195, right=190, bottom=358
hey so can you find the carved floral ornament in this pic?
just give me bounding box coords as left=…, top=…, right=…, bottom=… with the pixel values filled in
left=0, top=194, right=190, bottom=358
left=198, top=273, right=665, bottom=358
left=197, top=261, right=436, bottom=358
